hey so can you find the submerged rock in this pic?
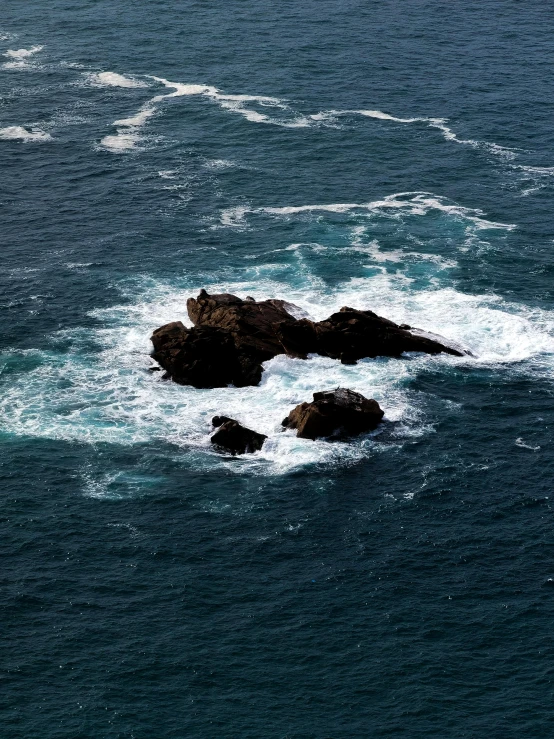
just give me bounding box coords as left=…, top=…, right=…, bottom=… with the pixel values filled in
left=211, top=416, right=267, bottom=455
left=282, top=388, right=384, bottom=440
left=150, top=291, right=467, bottom=388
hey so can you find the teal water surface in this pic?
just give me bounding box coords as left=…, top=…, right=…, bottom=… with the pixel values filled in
left=2, top=2, right=554, bottom=736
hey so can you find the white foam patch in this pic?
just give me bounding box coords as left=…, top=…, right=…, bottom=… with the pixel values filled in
left=0, top=126, right=51, bottom=142
left=219, top=191, right=516, bottom=232
left=2, top=262, right=553, bottom=477
left=1, top=191, right=549, bottom=479
left=515, top=438, right=540, bottom=451
left=88, top=71, right=149, bottom=88
left=2, top=45, right=43, bottom=69
left=99, top=131, right=139, bottom=151
left=204, top=158, right=236, bottom=169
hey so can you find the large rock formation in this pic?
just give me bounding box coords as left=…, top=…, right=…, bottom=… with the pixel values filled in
left=211, top=416, right=267, bottom=455
left=150, top=321, right=260, bottom=387
left=150, top=291, right=467, bottom=388
left=187, top=289, right=298, bottom=360
left=282, top=388, right=385, bottom=440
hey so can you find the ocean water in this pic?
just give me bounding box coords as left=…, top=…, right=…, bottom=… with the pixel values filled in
left=2, top=1, right=554, bottom=736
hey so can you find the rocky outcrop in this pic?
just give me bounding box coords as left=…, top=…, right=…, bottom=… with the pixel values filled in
left=210, top=416, right=267, bottom=455
left=150, top=321, right=262, bottom=388
left=282, top=388, right=384, bottom=440
left=187, top=289, right=298, bottom=361
left=276, top=307, right=464, bottom=364
left=150, top=291, right=467, bottom=388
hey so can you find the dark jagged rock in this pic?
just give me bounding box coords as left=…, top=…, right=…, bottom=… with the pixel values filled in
left=282, top=388, right=385, bottom=440
left=187, top=289, right=298, bottom=361
left=150, top=292, right=467, bottom=388
left=150, top=321, right=262, bottom=388
left=276, top=306, right=465, bottom=363
left=210, top=418, right=267, bottom=455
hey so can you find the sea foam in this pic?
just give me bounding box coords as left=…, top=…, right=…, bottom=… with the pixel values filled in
left=96, top=71, right=526, bottom=158
left=2, top=45, right=43, bottom=69
left=87, top=71, right=149, bottom=88
left=311, top=108, right=519, bottom=159
left=219, top=192, right=516, bottom=232
left=99, top=73, right=310, bottom=150
left=2, top=267, right=553, bottom=478
left=2, top=191, right=551, bottom=479
left=0, top=126, right=51, bottom=142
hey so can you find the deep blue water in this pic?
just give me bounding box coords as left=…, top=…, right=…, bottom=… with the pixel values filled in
left=2, top=2, right=554, bottom=736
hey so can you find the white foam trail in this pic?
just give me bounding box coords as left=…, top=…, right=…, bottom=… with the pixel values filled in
left=515, top=438, right=540, bottom=451
left=113, top=107, right=157, bottom=127
left=219, top=192, right=516, bottom=232
left=100, top=132, right=139, bottom=151
left=152, top=77, right=297, bottom=125
left=2, top=45, right=43, bottom=69
left=515, top=164, right=554, bottom=175
left=96, top=72, right=522, bottom=156
left=508, top=163, right=554, bottom=196
left=0, top=126, right=51, bottom=142
left=357, top=109, right=421, bottom=123
left=99, top=76, right=210, bottom=151
left=149, top=79, right=217, bottom=97
left=426, top=118, right=517, bottom=159
left=100, top=73, right=308, bottom=149
left=359, top=110, right=518, bottom=158
left=310, top=108, right=518, bottom=159
left=88, top=71, right=149, bottom=88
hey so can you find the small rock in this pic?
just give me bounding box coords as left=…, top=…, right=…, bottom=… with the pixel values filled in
left=212, top=415, right=235, bottom=427
left=282, top=388, right=384, bottom=440
left=211, top=418, right=267, bottom=455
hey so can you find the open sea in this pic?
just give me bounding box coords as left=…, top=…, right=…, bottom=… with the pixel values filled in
left=2, top=1, right=554, bottom=736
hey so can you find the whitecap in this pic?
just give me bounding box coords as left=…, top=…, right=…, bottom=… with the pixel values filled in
left=0, top=125, right=51, bottom=142
left=2, top=45, right=43, bottom=69
left=87, top=71, right=149, bottom=88
left=99, top=131, right=139, bottom=151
